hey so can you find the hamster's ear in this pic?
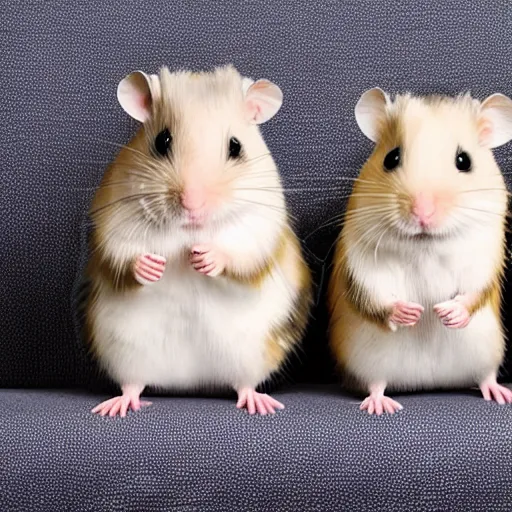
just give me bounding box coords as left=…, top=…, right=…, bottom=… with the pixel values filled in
left=241, top=77, right=254, bottom=95
left=355, top=87, right=390, bottom=142
left=117, top=71, right=157, bottom=123
left=478, top=93, right=512, bottom=148
left=244, top=79, right=283, bottom=124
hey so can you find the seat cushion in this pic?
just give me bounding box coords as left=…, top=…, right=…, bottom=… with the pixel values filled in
left=2, top=385, right=512, bottom=511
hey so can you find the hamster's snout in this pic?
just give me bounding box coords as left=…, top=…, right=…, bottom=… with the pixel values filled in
left=410, top=192, right=437, bottom=229
left=411, top=192, right=441, bottom=229
left=180, top=188, right=208, bottom=225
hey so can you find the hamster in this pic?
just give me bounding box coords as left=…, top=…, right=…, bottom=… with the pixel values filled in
left=86, top=65, right=312, bottom=417
left=328, top=87, right=512, bottom=415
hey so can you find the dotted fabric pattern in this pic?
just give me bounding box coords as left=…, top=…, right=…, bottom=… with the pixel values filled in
left=1, top=386, right=512, bottom=511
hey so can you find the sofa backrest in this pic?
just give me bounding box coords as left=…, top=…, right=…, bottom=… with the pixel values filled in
left=2, top=0, right=512, bottom=388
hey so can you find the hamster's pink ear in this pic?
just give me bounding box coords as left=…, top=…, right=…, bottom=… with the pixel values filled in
left=478, top=93, right=512, bottom=148
left=355, top=87, right=390, bottom=143
left=244, top=79, right=283, bottom=124
left=117, top=71, right=156, bottom=123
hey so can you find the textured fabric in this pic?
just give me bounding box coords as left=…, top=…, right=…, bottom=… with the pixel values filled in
left=2, top=1, right=512, bottom=387
left=1, top=386, right=512, bottom=512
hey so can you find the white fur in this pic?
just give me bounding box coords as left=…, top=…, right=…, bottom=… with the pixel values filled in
left=345, top=230, right=504, bottom=391
left=92, top=216, right=295, bottom=391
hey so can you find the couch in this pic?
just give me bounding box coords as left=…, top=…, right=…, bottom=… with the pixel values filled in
left=2, top=1, right=512, bottom=510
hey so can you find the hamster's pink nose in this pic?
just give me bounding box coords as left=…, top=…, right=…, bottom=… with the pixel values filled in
left=412, top=194, right=436, bottom=227
left=181, top=190, right=206, bottom=212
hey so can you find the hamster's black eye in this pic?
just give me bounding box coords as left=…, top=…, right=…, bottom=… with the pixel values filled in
left=228, top=137, right=242, bottom=159
left=383, top=147, right=401, bottom=171
left=155, top=128, right=172, bottom=156
left=456, top=150, right=472, bottom=172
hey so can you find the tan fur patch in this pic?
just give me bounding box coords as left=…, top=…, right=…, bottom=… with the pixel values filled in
left=263, top=228, right=312, bottom=372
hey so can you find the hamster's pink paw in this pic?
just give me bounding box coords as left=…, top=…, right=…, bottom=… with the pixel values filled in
left=236, top=387, right=285, bottom=415
left=133, top=253, right=166, bottom=285
left=479, top=375, right=512, bottom=405
left=360, top=395, right=403, bottom=415
left=91, top=384, right=151, bottom=418
left=389, top=300, right=424, bottom=329
left=190, top=244, right=226, bottom=277
left=433, top=298, right=471, bottom=329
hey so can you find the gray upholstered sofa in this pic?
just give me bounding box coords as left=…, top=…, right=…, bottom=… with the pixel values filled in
left=2, top=1, right=512, bottom=510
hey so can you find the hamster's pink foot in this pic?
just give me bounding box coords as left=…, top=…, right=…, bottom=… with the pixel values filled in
left=360, top=395, right=403, bottom=415
left=91, top=384, right=151, bottom=418
left=360, top=381, right=403, bottom=415
left=388, top=300, right=424, bottom=330
left=190, top=244, right=226, bottom=277
left=236, top=387, right=285, bottom=415
left=134, top=254, right=166, bottom=285
left=479, top=375, right=512, bottom=405
left=434, top=298, right=471, bottom=329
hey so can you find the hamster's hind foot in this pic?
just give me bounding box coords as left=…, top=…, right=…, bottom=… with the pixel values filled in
left=479, top=375, right=512, bottom=405
left=91, top=384, right=151, bottom=418
left=236, top=387, right=285, bottom=416
left=360, top=381, right=403, bottom=415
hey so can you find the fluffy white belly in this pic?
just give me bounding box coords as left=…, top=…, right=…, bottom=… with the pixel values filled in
left=93, top=261, right=293, bottom=390
left=347, top=305, right=502, bottom=391
left=345, top=242, right=503, bottom=391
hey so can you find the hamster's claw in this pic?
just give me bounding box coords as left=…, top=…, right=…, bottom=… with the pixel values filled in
left=236, top=387, right=285, bottom=416
left=479, top=375, right=512, bottom=405
left=360, top=395, right=403, bottom=416
left=389, top=300, right=424, bottom=328
left=190, top=245, right=226, bottom=277
left=433, top=299, right=471, bottom=329
left=134, top=253, right=166, bottom=285
left=91, top=384, right=151, bottom=418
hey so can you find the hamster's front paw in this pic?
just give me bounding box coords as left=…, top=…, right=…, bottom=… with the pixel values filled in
left=133, top=254, right=166, bottom=285
left=388, top=300, right=424, bottom=331
left=190, top=244, right=226, bottom=277
left=433, top=298, right=471, bottom=329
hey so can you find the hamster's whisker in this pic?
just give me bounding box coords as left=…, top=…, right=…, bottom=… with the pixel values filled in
left=231, top=198, right=297, bottom=222
left=308, top=204, right=397, bottom=241
left=303, top=205, right=386, bottom=239
left=453, top=205, right=505, bottom=218
left=343, top=205, right=398, bottom=221
left=348, top=212, right=396, bottom=260
left=304, top=206, right=397, bottom=241
left=84, top=137, right=148, bottom=159
left=243, top=152, right=272, bottom=164
left=374, top=226, right=391, bottom=263
left=356, top=220, right=389, bottom=256
left=349, top=192, right=398, bottom=199
left=343, top=210, right=398, bottom=235
left=234, top=198, right=293, bottom=216
left=64, top=181, right=167, bottom=193
left=457, top=188, right=510, bottom=195
left=287, top=188, right=389, bottom=195
left=131, top=164, right=176, bottom=184
left=229, top=202, right=289, bottom=230
left=233, top=169, right=280, bottom=180
left=232, top=187, right=284, bottom=195
left=89, top=192, right=163, bottom=218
